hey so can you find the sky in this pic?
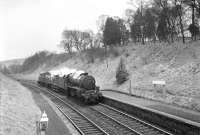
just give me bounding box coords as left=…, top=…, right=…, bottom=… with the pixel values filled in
left=0, top=0, right=132, bottom=61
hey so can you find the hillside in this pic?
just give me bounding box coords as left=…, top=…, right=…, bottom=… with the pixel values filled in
left=0, top=58, right=24, bottom=67
left=14, top=41, right=200, bottom=112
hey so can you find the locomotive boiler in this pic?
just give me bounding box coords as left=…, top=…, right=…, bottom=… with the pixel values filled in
left=66, top=71, right=96, bottom=90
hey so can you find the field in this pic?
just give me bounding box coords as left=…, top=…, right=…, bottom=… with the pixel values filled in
left=13, top=41, right=200, bottom=112
left=0, top=73, right=41, bottom=135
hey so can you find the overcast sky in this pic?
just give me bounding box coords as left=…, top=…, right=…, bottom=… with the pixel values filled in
left=0, top=0, right=133, bottom=61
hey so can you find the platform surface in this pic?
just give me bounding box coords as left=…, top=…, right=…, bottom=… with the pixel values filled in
left=102, top=90, right=200, bottom=123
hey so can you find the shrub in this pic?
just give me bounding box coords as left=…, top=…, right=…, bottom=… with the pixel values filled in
left=116, top=57, right=129, bottom=84
left=86, top=55, right=95, bottom=63
left=125, top=52, right=130, bottom=57
left=110, top=47, right=120, bottom=57
left=84, top=48, right=105, bottom=63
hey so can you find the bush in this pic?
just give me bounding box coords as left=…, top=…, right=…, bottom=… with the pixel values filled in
left=116, top=57, right=129, bottom=84
left=125, top=52, right=130, bottom=57
left=82, top=46, right=120, bottom=63
left=84, top=48, right=105, bottom=63
left=86, top=55, right=95, bottom=63
left=109, top=47, right=120, bottom=57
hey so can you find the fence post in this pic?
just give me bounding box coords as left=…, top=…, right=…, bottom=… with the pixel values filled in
left=129, top=80, right=132, bottom=95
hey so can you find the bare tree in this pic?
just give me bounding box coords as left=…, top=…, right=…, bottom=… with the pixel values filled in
left=59, top=39, right=73, bottom=54
left=175, top=0, right=185, bottom=43
left=96, top=15, right=109, bottom=33
left=61, top=29, right=93, bottom=52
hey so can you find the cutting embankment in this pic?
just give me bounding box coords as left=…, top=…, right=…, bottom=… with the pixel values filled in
left=0, top=73, right=41, bottom=135
left=14, top=41, right=200, bottom=112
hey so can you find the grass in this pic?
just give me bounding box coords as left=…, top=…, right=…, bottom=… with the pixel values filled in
left=0, top=73, right=41, bottom=135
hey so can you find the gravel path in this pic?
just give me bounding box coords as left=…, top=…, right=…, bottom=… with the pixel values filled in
left=24, top=84, right=73, bottom=135
left=41, top=93, right=80, bottom=135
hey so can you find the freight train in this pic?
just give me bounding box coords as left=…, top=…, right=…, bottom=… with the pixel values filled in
left=37, top=68, right=103, bottom=104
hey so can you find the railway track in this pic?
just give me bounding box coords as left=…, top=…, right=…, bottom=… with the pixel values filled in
left=82, top=107, right=139, bottom=135
left=24, top=83, right=108, bottom=135
left=23, top=81, right=173, bottom=135
left=50, top=96, right=108, bottom=135
left=49, top=92, right=141, bottom=135
left=27, top=83, right=140, bottom=135
left=91, top=104, right=173, bottom=135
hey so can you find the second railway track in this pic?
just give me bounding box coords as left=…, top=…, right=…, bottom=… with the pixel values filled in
left=22, top=81, right=173, bottom=135
left=91, top=104, right=173, bottom=135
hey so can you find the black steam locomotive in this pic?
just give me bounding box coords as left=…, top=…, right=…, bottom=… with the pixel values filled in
left=37, top=68, right=102, bottom=103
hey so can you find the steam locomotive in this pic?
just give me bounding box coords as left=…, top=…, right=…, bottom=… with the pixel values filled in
left=37, top=68, right=102, bottom=104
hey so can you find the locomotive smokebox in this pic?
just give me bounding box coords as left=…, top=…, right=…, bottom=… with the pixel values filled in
left=68, top=71, right=96, bottom=90
left=79, top=75, right=96, bottom=90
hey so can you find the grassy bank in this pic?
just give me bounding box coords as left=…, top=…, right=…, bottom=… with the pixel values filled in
left=12, top=41, right=200, bottom=112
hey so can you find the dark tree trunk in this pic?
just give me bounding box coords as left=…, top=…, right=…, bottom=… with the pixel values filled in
left=192, top=0, right=195, bottom=26
left=192, top=0, right=196, bottom=40
left=179, top=2, right=185, bottom=43
left=180, top=16, right=185, bottom=43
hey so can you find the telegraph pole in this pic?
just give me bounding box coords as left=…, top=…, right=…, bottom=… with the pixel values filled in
left=104, top=43, right=108, bottom=68
left=140, top=0, right=145, bottom=45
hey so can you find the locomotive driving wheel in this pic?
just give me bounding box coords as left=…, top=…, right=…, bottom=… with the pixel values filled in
left=83, top=98, right=88, bottom=104
left=70, top=89, right=76, bottom=97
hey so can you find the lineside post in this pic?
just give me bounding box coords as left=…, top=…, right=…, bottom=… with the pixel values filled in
left=129, top=80, right=132, bottom=95
left=39, top=111, right=49, bottom=135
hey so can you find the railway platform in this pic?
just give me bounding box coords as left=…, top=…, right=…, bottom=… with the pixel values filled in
left=102, top=90, right=200, bottom=123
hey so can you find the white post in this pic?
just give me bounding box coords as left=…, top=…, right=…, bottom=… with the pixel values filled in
left=39, top=111, right=49, bottom=135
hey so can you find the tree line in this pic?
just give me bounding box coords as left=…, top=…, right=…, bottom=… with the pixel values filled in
left=128, top=0, right=200, bottom=44
left=2, top=0, right=200, bottom=74
left=60, top=0, right=200, bottom=54
left=0, top=51, right=51, bottom=74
